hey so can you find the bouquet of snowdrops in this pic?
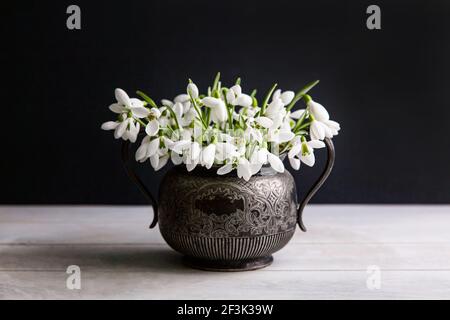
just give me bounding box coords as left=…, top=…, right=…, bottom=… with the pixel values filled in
left=101, top=73, right=340, bottom=181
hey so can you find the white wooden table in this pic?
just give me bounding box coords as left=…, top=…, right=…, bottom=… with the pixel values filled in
left=1, top=205, right=449, bottom=299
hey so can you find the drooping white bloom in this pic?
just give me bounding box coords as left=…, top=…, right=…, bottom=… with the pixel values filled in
left=272, top=89, right=295, bottom=105
left=201, top=143, right=216, bottom=169
left=202, top=97, right=228, bottom=123
left=145, top=108, right=162, bottom=137
left=288, top=138, right=325, bottom=170
left=226, top=85, right=253, bottom=107
left=110, top=89, right=150, bottom=118
left=307, top=99, right=329, bottom=122
left=102, top=78, right=339, bottom=179
left=187, top=82, right=199, bottom=99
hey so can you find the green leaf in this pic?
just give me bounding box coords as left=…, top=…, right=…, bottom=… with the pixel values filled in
left=212, top=72, right=221, bottom=91
left=286, top=80, right=320, bottom=111
left=136, top=90, right=158, bottom=109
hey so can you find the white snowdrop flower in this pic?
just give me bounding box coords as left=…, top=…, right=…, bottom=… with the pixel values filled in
left=233, top=94, right=252, bottom=107
left=101, top=121, right=119, bottom=131
left=215, top=142, right=238, bottom=162
left=264, top=98, right=284, bottom=119
left=272, top=89, right=294, bottom=105
left=288, top=138, right=325, bottom=169
left=107, top=114, right=140, bottom=141
left=150, top=153, right=170, bottom=171
left=237, top=157, right=252, bottom=181
left=323, top=120, right=341, bottom=136
left=254, top=116, right=273, bottom=128
left=102, top=76, right=339, bottom=178
left=145, top=108, right=162, bottom=137
left=201, top=144, right=216, bottom=169
left=256, top=148, right=285, bottom=173
left=309, top=119, right=327, bottom=140
left=268, top=128, right=295, bottom=144
left=110, top=89, right=150, bottom=118
left=135, top=136, right=160, bottom=162
left=174, top=94, right=190, bottom=104
left=202, top=97, right=228, bottom=123
left=187, top=83, right=199, bottom=99
left=306, top=97, right=329, bottom=122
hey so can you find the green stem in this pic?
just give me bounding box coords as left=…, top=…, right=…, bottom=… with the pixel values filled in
left=189, top=92, right=207, bottom=129
left=261, top=83, right=278, bottom=115
left=136, top=90, right=158, bottom=109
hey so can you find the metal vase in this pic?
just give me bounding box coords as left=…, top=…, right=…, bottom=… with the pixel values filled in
left=121, top=138, right=335, bottom=271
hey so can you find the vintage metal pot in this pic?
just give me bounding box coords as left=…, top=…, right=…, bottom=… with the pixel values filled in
left=122, top=138, right=334, bottom=271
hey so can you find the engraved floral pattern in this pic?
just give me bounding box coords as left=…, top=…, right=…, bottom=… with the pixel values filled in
left=159, top=168, right=298, bottom=238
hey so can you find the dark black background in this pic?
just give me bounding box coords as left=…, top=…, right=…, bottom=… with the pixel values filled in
left=2, top=0, right=449, bottom=204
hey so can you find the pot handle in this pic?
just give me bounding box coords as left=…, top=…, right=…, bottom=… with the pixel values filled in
left=297, top=137, right=335, bottom=232
left=121, top=140, right=158, bottom=229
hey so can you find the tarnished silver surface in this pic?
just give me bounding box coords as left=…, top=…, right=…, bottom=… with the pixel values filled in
left=157, top=166, right=297, bottom=265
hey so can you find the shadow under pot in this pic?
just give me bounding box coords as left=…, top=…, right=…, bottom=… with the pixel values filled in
left=122, top=138, right=334, bottom=271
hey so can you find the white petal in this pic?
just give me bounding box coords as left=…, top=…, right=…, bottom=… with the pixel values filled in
left=150, top=107, right=161, bottom=118
left=234, top=94, right=252, bottom=107
left=230, top=85, right=242, bottom=96
left=308, top=140, right=325, bottom=149
left=267, top=153, right=285, bottom=173
left=186, top=158, right=198, bottom=172
left=154, top=155, right=169, bottom=171
left=201, top=144, right=216, bottom=169
left=277, top=130, right=295, bottom=143
left=325, top=120, right=340, bottom=130
left=147, top=138, right=160, bottom=157
left=150, top=154, right=159, bottom=169
left=171, top=140, right=191, bottom=154
left=237, top=159, right=252, bottom=181
left=173, top=102, right=184, bottom=118
left=128, top=121, right=140, bottom=143
left=131, top=106, right=150, bottom=118
left=255, top=116, right=273, bottom=128
left=280, top=91, right=295, bottom=105
left=115, top=88, right=131, bottom=106
left=308, top=100, right=329, bottom=122
left=226, top=90, right=236, bottom=104
left=289, top=156, right=301, bottom=170
left=310, top=121, right=325, bottom=140
left=272, top=89, right=281, bottom=101
left=161, top=99, right=174, bottom=107
left=135, top=144, right=148, bottom=162
left=109, top=103, right=126, bottom=114
left=288, top=144, right=302, bottom=159
left=323, top=123, right=333, bottom=138
left=171, top=151, right=183, bottom=165
left=301, top=152, right=315, bottom=167
left=265, top=98, right=284, bottom=117
left=174, top=94, right=190, bottom=103
left=290, top=109, right=306, bottom=120
left=217, top=163, right=233, bottom=175
left=190, top=142, right=201, bottom=160
left=114, top=120, right=128, bottom=139
left=187, top=83, right=199, bottom=99
left=202, top=97, right=223, bottom=109
left=145, top=120, right=159, bottom=136
left=101, top=121, right=119, bottom=130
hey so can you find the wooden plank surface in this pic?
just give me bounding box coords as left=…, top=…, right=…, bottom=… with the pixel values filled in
left=0, top=205, right=449, bottom=299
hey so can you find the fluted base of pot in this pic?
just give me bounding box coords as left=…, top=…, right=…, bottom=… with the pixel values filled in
left=182, top=255, right=273, bottom=272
